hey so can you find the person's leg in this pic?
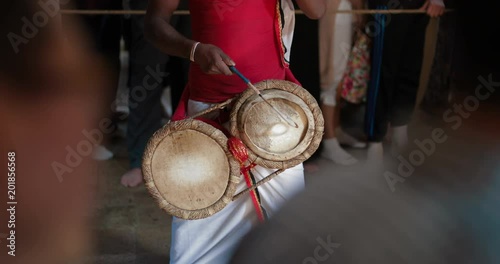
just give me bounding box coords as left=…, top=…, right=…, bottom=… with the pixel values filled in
left=334, top=97, right=367, bottom=149
left=423, top=18, right=447, bottom=108
left=319, top=0, right=341, bottom=120
left=319, top=0, right=358, bottom=165
left=170, top=166, right=304, bottom=263
left=444, top=11, right=458, bottom=103
left=170, top=99, right=305, bottom=263
left=318, top=0, right=340, bottom=140
left=85, top=0, right=123, bottom=160
left=365, top=6, right=410, bottom=162
left=121, top=0, right=171, bottom=187
left=423, top=11, right=457, bottom=109
left=390, top=14, right=429, bottom=155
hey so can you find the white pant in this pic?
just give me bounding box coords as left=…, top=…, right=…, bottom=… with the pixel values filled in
left=169, top=100, right=305, bottom=264
left=319, top=0, right=354, bottom=106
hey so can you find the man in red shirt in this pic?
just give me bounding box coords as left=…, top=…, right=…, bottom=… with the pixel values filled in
left=144, top=0, right=326, bottom=263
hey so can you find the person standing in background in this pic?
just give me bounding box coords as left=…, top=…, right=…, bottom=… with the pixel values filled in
left=76, top=0, right=123, bottom=161
left=120, top=0, right=190, bottom=187
left=422, top=0, right=457, bottom=111
left=365, top=0, right=445, bottom=162
left=319, top=0, right=366, bottom=165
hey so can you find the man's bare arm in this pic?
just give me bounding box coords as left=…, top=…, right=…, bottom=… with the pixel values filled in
left=144, top=0, right=193, bottom=59
left=295, top=0, right=327, bottom=19
left=145, top=0, right=234, bottom=75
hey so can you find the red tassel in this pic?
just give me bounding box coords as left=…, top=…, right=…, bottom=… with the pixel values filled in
left=228, top=137, right=265, bottom=222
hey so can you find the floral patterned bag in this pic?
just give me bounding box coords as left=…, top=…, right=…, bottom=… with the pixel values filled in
left=340, top=30, right=371, bottom=104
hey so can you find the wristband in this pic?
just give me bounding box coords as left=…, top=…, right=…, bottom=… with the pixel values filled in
left=190, top=42, right=201, bottom=62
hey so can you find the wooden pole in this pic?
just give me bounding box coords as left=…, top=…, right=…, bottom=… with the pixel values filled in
left=60, top=9, right=454, bottom=16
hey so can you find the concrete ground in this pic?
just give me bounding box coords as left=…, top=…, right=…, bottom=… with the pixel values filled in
left=84, top=143, right=172, bottom=264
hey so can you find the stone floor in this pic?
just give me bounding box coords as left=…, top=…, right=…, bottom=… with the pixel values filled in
left=86, top=156, right=172, bottom=263
left=81, top=89, right=500, bottom=263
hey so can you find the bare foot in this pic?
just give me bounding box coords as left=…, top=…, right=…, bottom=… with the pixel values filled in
left=120, top=168, right=143, bottom=187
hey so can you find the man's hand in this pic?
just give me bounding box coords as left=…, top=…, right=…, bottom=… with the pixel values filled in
left=420, top=0, right=445, bottom=18
left=193, top=44, right=235, bottom=75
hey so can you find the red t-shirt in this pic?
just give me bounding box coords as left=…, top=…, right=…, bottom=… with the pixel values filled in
left=173, top=0, right=299, bottom=120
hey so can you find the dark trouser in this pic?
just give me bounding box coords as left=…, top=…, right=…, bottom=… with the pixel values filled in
left=290, top=16, right=320, bottom=103
left=126, top=0, right=168, bottom=169
left=77, top=0, right=122, bottom=134
left=365, top=1, right=429, bottom=142
left=126, top=0, right=190, bottom=168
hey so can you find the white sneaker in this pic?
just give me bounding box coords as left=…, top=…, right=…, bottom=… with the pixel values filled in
left=321, top=138, right=358, bottom=165
left=92, top=145, right=114, bottom=161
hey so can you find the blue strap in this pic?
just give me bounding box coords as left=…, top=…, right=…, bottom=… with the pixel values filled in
left=366, top=6, right=386, bottom=139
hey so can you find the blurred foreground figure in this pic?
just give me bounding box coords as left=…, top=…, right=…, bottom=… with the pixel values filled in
left=231, top=139, right=500, bottom=264
left=0, top=1, right=107, bottom=263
